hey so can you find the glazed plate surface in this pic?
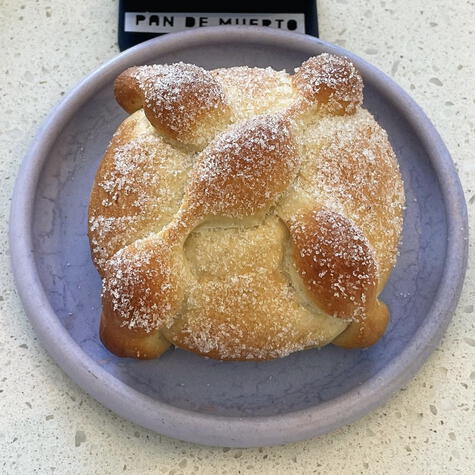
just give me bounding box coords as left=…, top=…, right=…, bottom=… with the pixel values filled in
left=9, top=27, right=468, bottom=447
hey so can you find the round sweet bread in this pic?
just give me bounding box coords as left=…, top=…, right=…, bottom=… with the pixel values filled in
left=88, top=54, right=405, bottom=360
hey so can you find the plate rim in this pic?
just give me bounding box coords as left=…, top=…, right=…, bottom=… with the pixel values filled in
left=9, top=26, right=468, bottom=447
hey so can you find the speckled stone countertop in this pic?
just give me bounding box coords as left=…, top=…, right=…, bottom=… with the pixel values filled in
left=1, top=0, right=473, bottom=473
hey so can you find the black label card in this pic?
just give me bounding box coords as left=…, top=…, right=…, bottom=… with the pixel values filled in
left=118, top=1, right=318, bottom=51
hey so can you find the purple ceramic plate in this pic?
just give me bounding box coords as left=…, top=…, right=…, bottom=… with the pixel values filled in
left=9, top=27, right=468, bottom=447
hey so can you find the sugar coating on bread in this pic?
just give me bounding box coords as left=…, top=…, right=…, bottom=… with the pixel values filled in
left=88, top=112, right=191, bottom=271
left=184, top=113, right=299, bottom=218
left=89, top=56, right=404, bottom=360
left=293, top=53, right=363, bottom=115
left=114, top=63, right=231, bottom=149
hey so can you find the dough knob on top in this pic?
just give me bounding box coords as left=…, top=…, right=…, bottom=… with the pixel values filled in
left=287, top=208, right=389, bottom=348
left=292, top=53, right=363, bottom=115
left=114, top=63, right=232, bottom=149
left=182, top=113, right=299, bottom=221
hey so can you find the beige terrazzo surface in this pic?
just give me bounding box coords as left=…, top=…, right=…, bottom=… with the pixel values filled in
left=0, top=0, right=473, bottom=473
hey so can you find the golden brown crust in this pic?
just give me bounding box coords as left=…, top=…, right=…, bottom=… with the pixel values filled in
left=288, top=208, right=378, bottom=319
left=332, top=300, right=389, bottom=349
left=114, top=63, right=232, bottom=148
left=114, top=67, right=144, bottom=114
left=184, top=114, right=298, bottom=219
left=160, top=217, right=347, bottom=360
left=292, top=53, right=363, bottom=115
left=287, top=208, right=389, bottom=348
left=211, top=67, right=299, bottom=121
left=296, top=110, right=404, bottom=286
left=99, top=311, right=171, bottom=359
left=101, top=234, right=184, bottom=332
left=89, top=55, right=404, bottom=360
left=87, top=111, right=191, bottom=274
left=162, top=268, right=346, bottom=360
